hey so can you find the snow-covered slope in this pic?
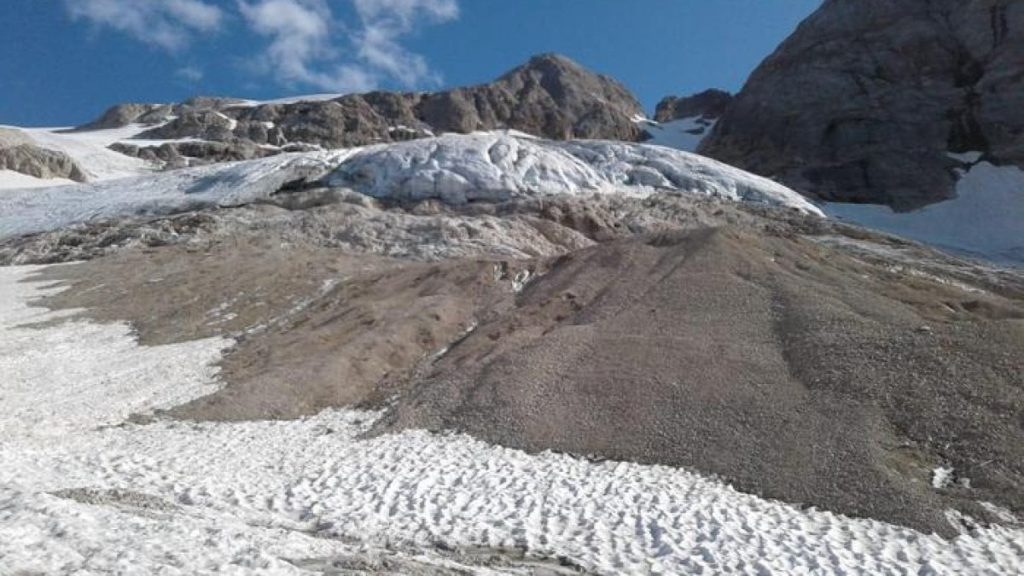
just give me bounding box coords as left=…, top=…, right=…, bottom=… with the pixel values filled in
left=639, top=116, right=717, bottom=153
left=0, top=170, right=75, bottom=190
left=0, top=150, right=353, bottom=241
left=827, top=161, right=1024, bottom=265
left=0, top=132, right=822, bottom=241
left=12, top=125, right=157, bottom=182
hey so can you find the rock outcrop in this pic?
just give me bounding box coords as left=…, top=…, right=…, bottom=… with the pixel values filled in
left=700, top=0, right=1024, bottom=210
left=109, top=140, right=281, bottom=169
left=73, top=103, right=175, bottom=131
left=654, top=89, right=733, bottom=123
left=0, top=128, right=87, bottom=182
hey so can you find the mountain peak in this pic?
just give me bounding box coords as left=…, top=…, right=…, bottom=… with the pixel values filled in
left=501, top=53, right=595, bottom=82
left=525, top=52, right=582, bottom=68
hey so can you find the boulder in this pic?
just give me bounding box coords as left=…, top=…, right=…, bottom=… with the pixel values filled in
left=0, top=128, right=87, bottom=182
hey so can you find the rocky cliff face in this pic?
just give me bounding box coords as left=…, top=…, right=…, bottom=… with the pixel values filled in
left=700, top=0, right=1024, bottom=210
left=654, top=89, right=733, bottom=123
left=85, top=54, right=644, bottom=167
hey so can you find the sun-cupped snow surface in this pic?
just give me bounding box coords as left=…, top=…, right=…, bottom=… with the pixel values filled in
left=328, top=132, right=823, bottom=214
left=0, top=266, right=230, bottom=442
left=2, top=266, right=1023, bottom=575
left=639, top=116, right=717, bottom=153
left=827, top=161, right=1024, bottom=265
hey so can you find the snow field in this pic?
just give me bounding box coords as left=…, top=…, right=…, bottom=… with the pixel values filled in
left=0, top=265, right=231, bottom=441
left=19, top=124, right=158, bottom=181
left=0, top=169, right=76, bottom=190
left=1, top=265, right=1022, bottom=575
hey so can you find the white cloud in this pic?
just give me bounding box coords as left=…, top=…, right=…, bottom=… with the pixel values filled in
left=66, top=0, right=225, bottom=51
left=351, top=0, right=459, bottom=28
left=176, top=66, right=205, bottom=82
left=237, top=0, right=351, bottom=90
left=352, top=0, right=459, bottom=87
left=67, top=0, right=459, bottom=94
left=239, top=0, right=458, bottom=93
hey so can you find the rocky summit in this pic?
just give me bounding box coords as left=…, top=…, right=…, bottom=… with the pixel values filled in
left=699, top=0, right=1024, bottom=210
left=80, top=54, right=644, bottom=169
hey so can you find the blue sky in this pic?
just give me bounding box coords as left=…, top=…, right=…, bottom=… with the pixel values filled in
left=1, top=1, right=820, bottom=127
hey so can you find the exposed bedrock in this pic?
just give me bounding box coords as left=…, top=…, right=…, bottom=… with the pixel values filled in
left=0, top=128, right=87, bottom=182
left=83, top=54, right=645, bottom=161
left=699, top=0, right=1024, bottom=210
left=654, top=89, right=734, bottom=123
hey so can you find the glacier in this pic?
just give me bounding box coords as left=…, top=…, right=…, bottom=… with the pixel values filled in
left=0, top=131, right=823, bottom=241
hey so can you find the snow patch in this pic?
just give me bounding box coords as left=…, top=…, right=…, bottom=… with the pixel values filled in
left=235, top=93, right=343, bottom=107
left=215, top=111, right=238, bottom=131
left=0, top=266, right=230, bottom=442
left=933, top=467, right=956, bottom=489
left=826, top=161, right=1024, bottom=265
left=948, top=151, right=984, bottom=164
left=640, top=116, right=717, bottom=153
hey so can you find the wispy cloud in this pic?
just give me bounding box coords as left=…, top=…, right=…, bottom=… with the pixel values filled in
left=176, top=66, right=205, bottom=82
left=239, top=0, right=459, bottom=93
left=66, top=0, right=459, bottom=94
left=66, top=0, right=225, bottom=51
left=352, top=0, right=459, bottom=87
left=236, top=0, right=370, bottom=92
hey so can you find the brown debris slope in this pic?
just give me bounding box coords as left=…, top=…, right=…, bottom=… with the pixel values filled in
left=380, top=226, right=1024, bottom=536
left=22, top=196, right=1024, bottom=538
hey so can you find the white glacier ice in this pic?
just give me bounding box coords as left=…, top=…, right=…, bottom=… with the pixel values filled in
left=0, top=132, right=822, bottom=241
